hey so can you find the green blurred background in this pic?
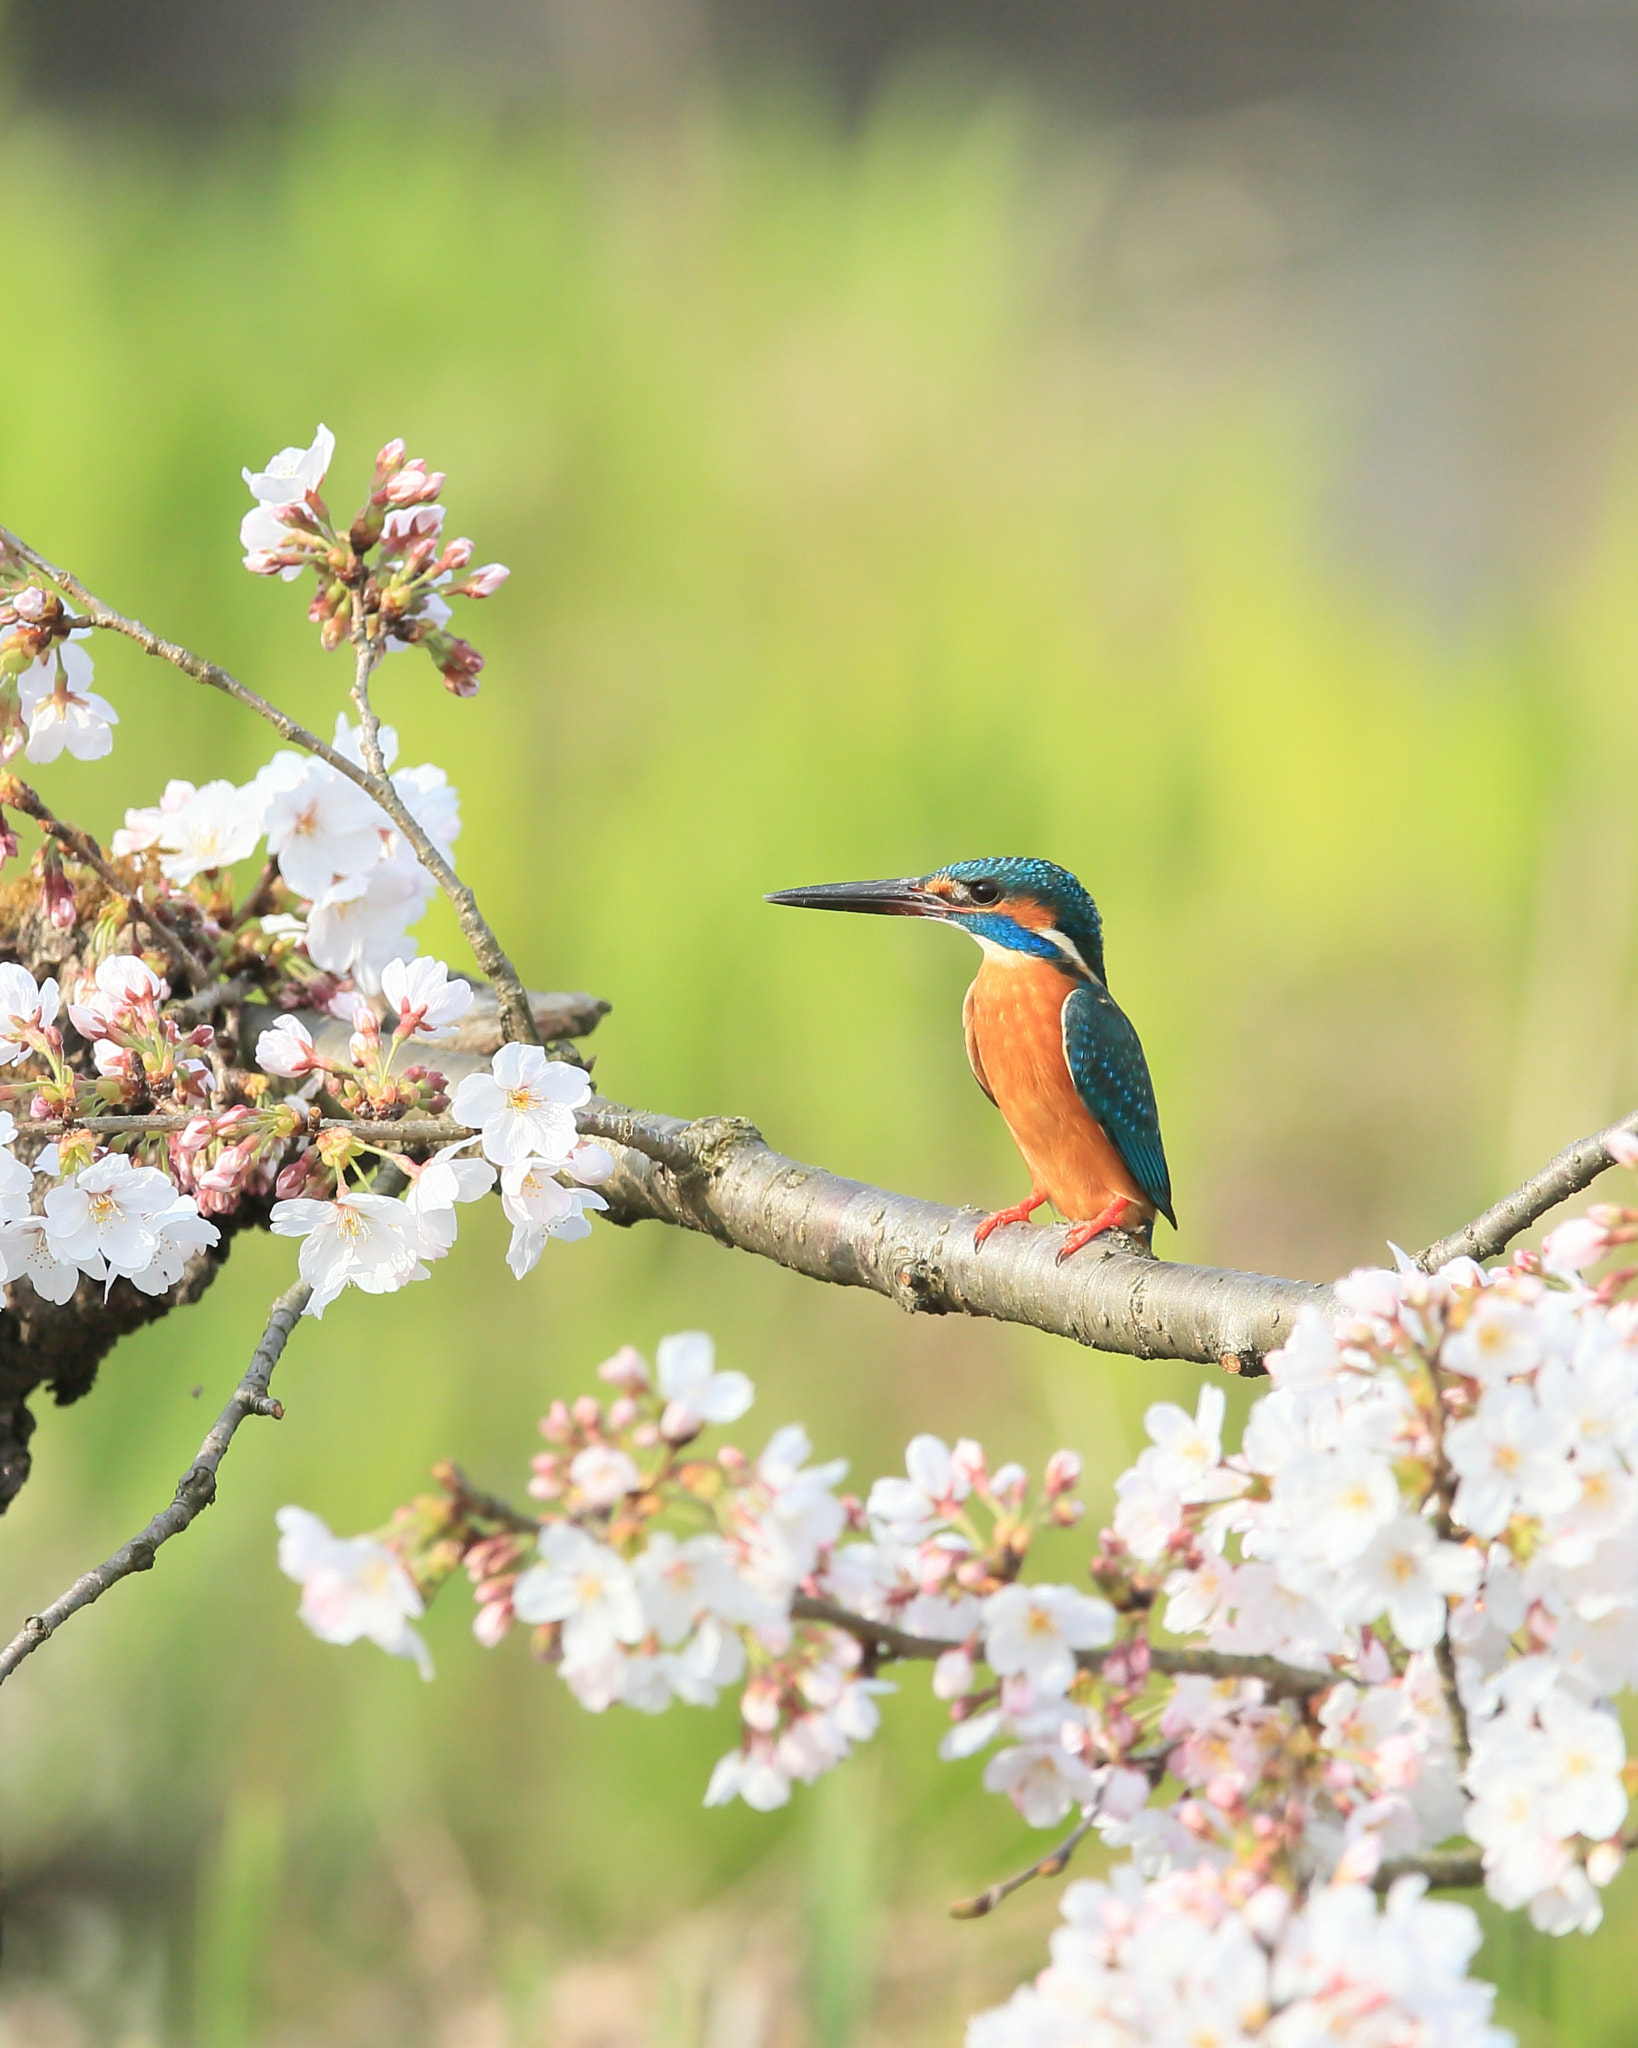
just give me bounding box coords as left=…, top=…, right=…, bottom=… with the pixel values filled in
left=5, top=2, right=1638, bottom=2041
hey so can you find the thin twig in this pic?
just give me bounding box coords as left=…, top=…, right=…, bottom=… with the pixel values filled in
left=13, top=1114, right=475, bottom=1144
left=1417, top=1107, right=1638, bottom=1271
left=790, top=1595, right=1332, bottom=1701
left=0, top=1278, right=309, bottom=1687
left=950, top=1809, right=1100, bottom=1920
left=0, top=773, right=207, bottom=983
left=1375, top=1849, right=1483, bottom=1892
left=0, top=527, right=539, bottom=1046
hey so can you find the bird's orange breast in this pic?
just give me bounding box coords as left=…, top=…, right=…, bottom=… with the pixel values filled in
left=964, top=954, right=1150, bottom=1223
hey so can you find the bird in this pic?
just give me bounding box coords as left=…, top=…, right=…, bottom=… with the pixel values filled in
left=766, top=857, right=1174, bottom=1260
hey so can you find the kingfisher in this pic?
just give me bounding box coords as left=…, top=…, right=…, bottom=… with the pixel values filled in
left=766, top=858, right=1174, bottom=1259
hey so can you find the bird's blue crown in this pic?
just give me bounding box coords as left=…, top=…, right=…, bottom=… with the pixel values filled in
left=932, top=857, right=1108, bottom=984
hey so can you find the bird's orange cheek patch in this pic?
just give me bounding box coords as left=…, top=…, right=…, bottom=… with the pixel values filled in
left=1006, top=897, right=1055, bottom=931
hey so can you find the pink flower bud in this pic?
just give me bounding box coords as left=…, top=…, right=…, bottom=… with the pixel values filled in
left=932, top=1646, right=974, bottom=1700
left=1044, top=1449, right=1082, bottom=1496
left=607, top=1396, right=637, bottom=1432
left=570, top=1394, right=602, bottom=1432
left=596, top=1344, right=650, bottom=1392
left=541, top=1400, right=572, bottom=1444
left=1607, top=1128, right=1638, bottom=1169
left=455, top=563, right=510, bottom=599
left=42, top=853, right=75, bottom=931
left=375, top=437, right=407, bottom=477
left=1542, top=1216, right=1610, bottom=1275
left=718, top=1445, right=748, bottom=1476
left=473, top=1599, right=513, bottom=1647
left=439, top=537, right=474, bottom=573
left=660, top=1398, right=704, bottom=1445
left=950, top=1438, right=987, bottom=1489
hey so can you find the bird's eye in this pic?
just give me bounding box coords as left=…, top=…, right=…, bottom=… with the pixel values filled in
left=966, top=878, right=1002, bottom=906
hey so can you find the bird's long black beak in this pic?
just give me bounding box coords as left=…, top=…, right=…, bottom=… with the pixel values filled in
left=764, top=876, right=946, bottom=917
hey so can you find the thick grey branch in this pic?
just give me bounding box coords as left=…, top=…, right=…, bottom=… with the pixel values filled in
left=590, top=1108, right=1331, bottom=1372
left=1416, top=1106, right=1638, bottom=1271
left=0, top=1278, right=308, bottom=1686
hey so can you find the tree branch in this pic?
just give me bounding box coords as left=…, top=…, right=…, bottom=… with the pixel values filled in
left=590, top=1107, right=1333, bottom=1372
left=790, top=1595, right=1332, bottom=1700
left=1416, top=1107, right=1638, bottom=1271
left=949, top=1809, right=1100, bottom=1920
left=0, top=1278, right=308, bottom=1687
left=0, top=773, right=209, bottom=984
left=0, top=528, right=539, bottom=1046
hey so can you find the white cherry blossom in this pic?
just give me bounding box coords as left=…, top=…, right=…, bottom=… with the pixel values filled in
left=982, top=1583, right=1116, bottom=1696
left=982, top=1742, right=1101, bottom=1829
left=451, top=1043, right=589, bottom=1167
left=255, top=1014, right=319, bottom=1079
left=44, top=1157, right=179, bottom=1282
left=1446, top=1386, right=1579, bottom=1537
left=381, top=954, right=472, bottom=1039
left=126, top=1198, right=222, bottom=1296
left=305, top=853, right=437, bottom=991
left=19, top=641, right=118, bottom=764
left=269, top=1191, right=423, bottom=1316
left=0, top=1217, right=97, bottom=1304
left=111, top=779, right=197, bottom=857
left=264, top=761, right=384, bottom=899
left=243, top=424, right=335, bottom=506
left=511, top=1523, right=644, bottom=1666
left=275, top=1504, right=431, bottom=1679
left=867, top=1433, right=973, bottom=1543
left=655, top=1330, right=753, bottom=1437
left=568, top=1444, right=642, bottom=1509
left=1332, top=1513, right=1480, bottom=1648
left=154, top=778, right=266, bottom=884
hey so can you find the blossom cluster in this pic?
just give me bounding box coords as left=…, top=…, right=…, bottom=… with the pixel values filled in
left=0, top=943, right=607, bottom=1317
left=968, top=1865, right=1506, bottom=2048
left=277, top=1330, right=1103, bottom=1815
left=239, top=425, right=503, bottom=695
left=0, top=574, right=116, bottom=765
left=274, top=1183, right=1638, bottom=2045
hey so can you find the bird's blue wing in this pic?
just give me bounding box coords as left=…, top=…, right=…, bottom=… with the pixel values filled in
left=1060, top=983, right=1175, bottom=1226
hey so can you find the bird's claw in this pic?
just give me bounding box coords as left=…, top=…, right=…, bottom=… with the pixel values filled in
left=973, top=1193, right=1049, bottom=1249
left=1054, top=1199, right=1133, bottom=1264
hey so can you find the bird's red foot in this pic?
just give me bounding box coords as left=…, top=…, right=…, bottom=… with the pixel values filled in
left=974, top=1191, right=1049, bottom=1248
left=1056, top=1198, right=1132, bottom=1264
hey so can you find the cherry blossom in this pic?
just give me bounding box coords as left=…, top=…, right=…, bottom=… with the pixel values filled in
left=981, top=1582, right=1116, bottom=1695
left=269, top=1191, right=423, bottom=1316
left=0, top=1216, right=97, bottom=1304
left=111, top=779, right=197, bottom=857
left=511, top=1523, right=645, bottom=1666
left=18, top=640, right=118, bottom=764
left=867, top=1433, right=974, bottom=1543
left=451, top=1043, right=589, bottom=1167
left=243, top=424, right=335, bottom=507
left=255, top=1015, right=319, bottom=1079
left=275, top=1504, right=431, bottom=1679
left=43, top=1157, right=187, bottom=1286
left=264, top=760, right=383, bottom=900
left=380, top=954, right=472, bottom=1039
left=654, top=1330, right=753, bottom=1437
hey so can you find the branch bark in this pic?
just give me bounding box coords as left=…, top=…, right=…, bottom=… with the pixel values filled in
left=589, top=1107, right=1332, bottom=1372
left=1416, top=1106, right=1638, bottom=1271
left=0, top=1278, right=308, bottom=1687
